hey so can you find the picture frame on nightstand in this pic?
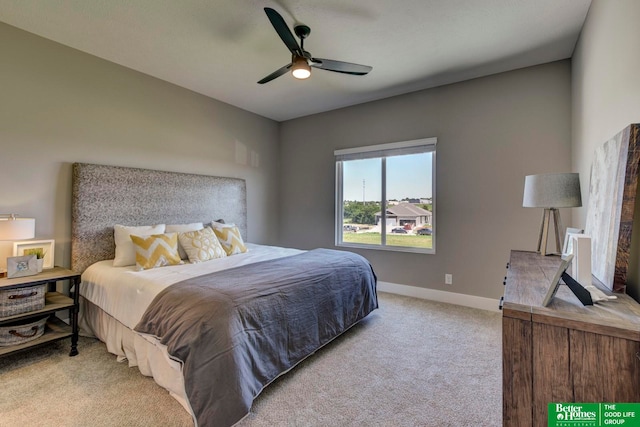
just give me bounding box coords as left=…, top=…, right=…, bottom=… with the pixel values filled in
left=13, top=239, right=55, bottom=269
left=6, top=255, right=38, bottom=278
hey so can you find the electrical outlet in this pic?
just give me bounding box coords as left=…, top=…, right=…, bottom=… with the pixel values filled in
left=445, top=274, right=453, bottom=285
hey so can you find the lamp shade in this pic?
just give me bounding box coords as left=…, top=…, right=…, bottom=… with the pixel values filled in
left=523, top=173, right=582, bottom=208
left=0, top=216, right=36, bottom=240
left=291, top=56, right=311, bottom=79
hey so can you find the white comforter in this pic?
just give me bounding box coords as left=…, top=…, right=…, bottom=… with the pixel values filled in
left=81, top=243, right=304, bottom=330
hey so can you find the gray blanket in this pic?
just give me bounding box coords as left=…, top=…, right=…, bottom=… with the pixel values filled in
left=134, top=248, right=378, bottom=427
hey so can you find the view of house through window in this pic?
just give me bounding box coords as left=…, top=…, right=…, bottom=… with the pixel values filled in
left=335, top=138, right=436, bottom=253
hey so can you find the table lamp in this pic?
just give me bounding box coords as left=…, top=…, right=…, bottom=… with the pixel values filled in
left=0, top=214, right=36, bottom=277
left=523, top=173, right=581, bottom=256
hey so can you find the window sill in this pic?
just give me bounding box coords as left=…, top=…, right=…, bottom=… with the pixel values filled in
left=336, top=242, right=435, bottom=255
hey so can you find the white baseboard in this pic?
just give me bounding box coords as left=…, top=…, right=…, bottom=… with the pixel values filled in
left=377, top=281, right=501, bottom=312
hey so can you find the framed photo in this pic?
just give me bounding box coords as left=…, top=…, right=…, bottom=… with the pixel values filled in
left=13, top=240, right=55, bottom=269
left=562, top=227, right=584, bottom=256
left=542, top=254, right=574, bottom=307
left=7, top=255, right=38, bottom=278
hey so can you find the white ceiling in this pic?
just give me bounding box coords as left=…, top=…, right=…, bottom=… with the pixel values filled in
left=0, top=0, right=591, bottom=122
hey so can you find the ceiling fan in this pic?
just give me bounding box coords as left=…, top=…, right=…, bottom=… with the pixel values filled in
left=258, top=7, right=373, bottom=84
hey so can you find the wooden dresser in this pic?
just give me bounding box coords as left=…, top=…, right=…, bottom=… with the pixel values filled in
left=502, top=250, right=640, bottom=427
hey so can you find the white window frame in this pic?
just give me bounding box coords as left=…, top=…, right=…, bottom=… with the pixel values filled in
left=335, top=137, right=436, bottom=254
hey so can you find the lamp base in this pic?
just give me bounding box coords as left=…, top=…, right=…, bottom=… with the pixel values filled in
left=536, top=208, right=563, bottom=256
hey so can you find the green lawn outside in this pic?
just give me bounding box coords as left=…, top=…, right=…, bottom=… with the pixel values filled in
left=342, top=232, right=433, bottom=249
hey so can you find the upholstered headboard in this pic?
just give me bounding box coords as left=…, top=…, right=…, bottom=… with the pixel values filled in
left=71, top=163, right=247, bottom=273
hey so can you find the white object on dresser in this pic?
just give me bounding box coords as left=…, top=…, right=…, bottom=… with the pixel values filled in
left=569, top=233, right=591, bottom=287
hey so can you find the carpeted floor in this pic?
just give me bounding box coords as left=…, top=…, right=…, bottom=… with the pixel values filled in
left=0, top=292, right=502, bottom=427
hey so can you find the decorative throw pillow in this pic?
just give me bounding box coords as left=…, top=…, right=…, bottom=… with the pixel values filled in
left=177, top=227, right=227, bottom=263
left=166, top=222, right=204, bottom=260
left=210, top=222, right=248, bottom=256
left=113, top=224, right=166, bottom=267
left=130, top=233, right=183, bottom=271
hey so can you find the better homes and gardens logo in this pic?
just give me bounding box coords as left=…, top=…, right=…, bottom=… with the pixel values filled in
left=549, top=403, right=640, bottom=427
left=552, top=404, right=597, bottom=425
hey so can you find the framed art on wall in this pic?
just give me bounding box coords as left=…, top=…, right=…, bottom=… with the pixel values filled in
left=13, top=239, right=55, bottom=269
left=6, top=255, right=38, bottom=278
left=584, top=123, right=640, bottom=293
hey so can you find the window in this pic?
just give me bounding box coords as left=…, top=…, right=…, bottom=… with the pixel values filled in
left=335, top=138, right=436, bottom=253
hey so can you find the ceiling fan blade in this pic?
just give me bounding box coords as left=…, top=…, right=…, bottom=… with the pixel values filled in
left=264, top=7, right=302, bottom=56
left=257, top=63, right=292, bottom=84
left=310, top=58, right=372, bottom=75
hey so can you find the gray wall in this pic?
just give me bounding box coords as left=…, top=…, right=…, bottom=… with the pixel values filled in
left=0, top=22, right=280, bottom=270
left=571, top=0, right=640, bottom=300
left=280, top=61, right=572, bottom=300
left=1, top=19, right=580, bottom=303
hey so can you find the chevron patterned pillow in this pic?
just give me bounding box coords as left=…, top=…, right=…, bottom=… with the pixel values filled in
left=211, top=223, right=248, bottom=256
left=178, top=227, right=227, bottom=263
left=113, top=224, right=166, bottom=267
left=130, top=233, right=183, bottom=271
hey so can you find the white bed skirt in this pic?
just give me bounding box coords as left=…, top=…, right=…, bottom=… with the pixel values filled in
left=79, top=296, right=196, bottom=424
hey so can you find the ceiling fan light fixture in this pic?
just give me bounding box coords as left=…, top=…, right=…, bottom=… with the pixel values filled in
left=258, top=8, right=371, bottom=84
left=291, top=56, right=311, bottom=79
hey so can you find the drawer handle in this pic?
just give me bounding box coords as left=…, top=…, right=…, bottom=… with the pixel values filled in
left=8, top=291, right=38, bottom=300
left=637, top=352, right=640, bottom=361
left=9, top=326, right=39, bottom=338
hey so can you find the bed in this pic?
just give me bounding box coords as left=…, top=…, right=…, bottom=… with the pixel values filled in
left=71, top=163, right=378, bottom=427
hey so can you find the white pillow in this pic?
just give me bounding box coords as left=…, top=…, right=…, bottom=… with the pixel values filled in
left=210, top=221, right=232, bottom=230
left=113, top=224, right=166, bottom=267
left=166, top=222, right=204, bottom=259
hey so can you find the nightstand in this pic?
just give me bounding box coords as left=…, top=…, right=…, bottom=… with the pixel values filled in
left=0, top=267, right=80, bottom=357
